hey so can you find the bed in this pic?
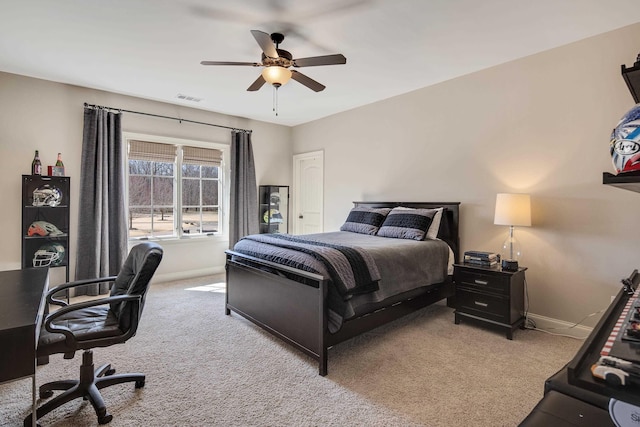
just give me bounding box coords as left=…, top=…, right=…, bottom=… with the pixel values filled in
left=225, top=201, right=460, bottom=375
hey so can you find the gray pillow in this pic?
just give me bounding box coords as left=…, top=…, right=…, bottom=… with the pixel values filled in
left=340, top=207, right=391, bottom=235
left=377, top=207, right=437, bottom=240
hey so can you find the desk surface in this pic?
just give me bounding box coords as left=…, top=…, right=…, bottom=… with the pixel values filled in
left=0, top=268, right=49, bottom=383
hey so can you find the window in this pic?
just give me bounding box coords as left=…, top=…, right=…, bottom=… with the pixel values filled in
left=126, top=136, right=226, bottom=240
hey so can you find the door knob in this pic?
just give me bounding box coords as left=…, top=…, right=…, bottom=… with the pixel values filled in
left=298, top=214, right=303, bottom=219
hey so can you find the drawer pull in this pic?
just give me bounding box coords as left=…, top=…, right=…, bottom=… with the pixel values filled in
left=474, top=279, right=489, bottom=285
left=474, top=301, right=488, bottom=307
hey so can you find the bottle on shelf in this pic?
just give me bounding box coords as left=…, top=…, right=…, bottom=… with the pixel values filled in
left=31, top=150, right=42, bottom=175
left=55, top=153, right=64, bottom=167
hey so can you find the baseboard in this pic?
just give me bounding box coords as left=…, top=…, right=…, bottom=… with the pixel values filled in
left=154, top=266, right=226, bottom=284
left=526, top=312, right=593, bottom=339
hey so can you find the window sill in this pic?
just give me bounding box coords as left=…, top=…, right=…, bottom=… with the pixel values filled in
left=128, top=234, right=229, bottom=246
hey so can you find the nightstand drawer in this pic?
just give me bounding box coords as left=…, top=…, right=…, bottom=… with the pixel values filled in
left=456, top=288, right=509, bottom=323
left=454, top=269, right=510, bottom=295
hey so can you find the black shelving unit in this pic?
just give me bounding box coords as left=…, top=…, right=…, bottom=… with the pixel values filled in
left=622, top=54, right=640, bottom=104
left=259, top=185, right=289, bottom=234
left=603, top=55, right=640, bottom=194
left=21, top=175, right=70, bottom=282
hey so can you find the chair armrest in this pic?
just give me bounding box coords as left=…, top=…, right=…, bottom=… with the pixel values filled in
left=44, top=294, right=142, bottom=344
left=46, top=276, right=118, bottom=306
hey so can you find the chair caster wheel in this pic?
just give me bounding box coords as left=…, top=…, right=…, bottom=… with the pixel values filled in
left=98, top=414, right=113, bottom=424
left=39, top=390, right=53, bottom=399
left=105, top=368, right=116, bottom=376
left=23, top=418, right=41, bottom=427
left=135, top=380, right=145, bottom=388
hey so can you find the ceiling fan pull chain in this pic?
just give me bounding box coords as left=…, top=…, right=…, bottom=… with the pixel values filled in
left=273, top=86, right=279, bottom=116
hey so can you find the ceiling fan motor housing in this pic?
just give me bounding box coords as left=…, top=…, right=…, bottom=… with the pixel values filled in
left=262, top=49, right=293, bottom=67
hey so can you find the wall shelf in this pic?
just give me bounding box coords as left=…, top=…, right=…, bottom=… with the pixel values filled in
left=606, top=54, right=640, bottom=193
left=603, top=171, right=640, bottom=193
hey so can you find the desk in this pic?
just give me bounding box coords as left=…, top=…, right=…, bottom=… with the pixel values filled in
left=520, top=269, right=640, bottom=426
left=0, top=268, right=49, bottom=427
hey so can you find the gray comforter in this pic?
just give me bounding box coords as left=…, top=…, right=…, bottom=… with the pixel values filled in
left=232, top=231, right=450, bottom=332
left=238, top=233, right=381, bottom=297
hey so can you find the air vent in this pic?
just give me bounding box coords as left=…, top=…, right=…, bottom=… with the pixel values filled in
left=176, top=93, right=203, bottom=103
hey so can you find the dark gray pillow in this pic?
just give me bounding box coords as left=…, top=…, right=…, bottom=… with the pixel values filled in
left=377, top=207, right=437, bottom=240
left=340, top=207, right=391, bottom=235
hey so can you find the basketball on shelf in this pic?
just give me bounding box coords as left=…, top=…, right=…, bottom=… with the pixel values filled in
left=611, top=104, right=640, bottom=173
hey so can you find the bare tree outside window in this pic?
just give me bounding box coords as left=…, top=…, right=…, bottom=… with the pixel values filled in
left=127, top=142, right=222, bottom=239
left=181, top=164, right=219, bottom=234
left=128, top=160, right=175, bottom=237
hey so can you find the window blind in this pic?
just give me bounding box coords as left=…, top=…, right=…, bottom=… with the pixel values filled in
left=129, top=140, right=177, bottom=162
left=182, top=146, right=222, bottom=167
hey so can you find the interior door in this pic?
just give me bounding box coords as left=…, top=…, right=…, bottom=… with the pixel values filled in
left=293, top=151, right=323, bottom=234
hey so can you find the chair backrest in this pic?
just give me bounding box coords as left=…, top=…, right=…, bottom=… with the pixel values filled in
left=109, top=242, right=163, bottom=333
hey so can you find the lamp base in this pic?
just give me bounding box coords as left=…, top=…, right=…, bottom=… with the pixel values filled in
left=501, top=259, right=519, bottom=271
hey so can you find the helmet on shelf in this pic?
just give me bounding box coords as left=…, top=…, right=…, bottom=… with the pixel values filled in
left=32, top=185, right=62, bottom=207
left=27, top=220, right=64, bottom=237
left=611, top=104, right=640, bottom=173
left=263, top=209, right=283, bottom=224
left=32, top=242, right=65, bottom=267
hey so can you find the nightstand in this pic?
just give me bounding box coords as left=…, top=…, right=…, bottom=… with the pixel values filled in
left=453, top=263, right=526, bottom=339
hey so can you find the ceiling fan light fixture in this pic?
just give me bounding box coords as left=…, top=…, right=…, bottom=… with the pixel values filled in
left=262, top=66, right=292, bottom=87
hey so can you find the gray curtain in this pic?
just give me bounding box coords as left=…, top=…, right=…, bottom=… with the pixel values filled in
left=75, top=107, right=128, bottom=295
left=229, top=130, right=258, bottom=248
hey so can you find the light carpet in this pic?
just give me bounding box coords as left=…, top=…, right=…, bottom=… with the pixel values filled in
left=0, top=274, right=581, bottom=426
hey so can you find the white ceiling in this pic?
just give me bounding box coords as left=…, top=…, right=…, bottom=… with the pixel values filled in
left=2, top=0, right=640, bottom=127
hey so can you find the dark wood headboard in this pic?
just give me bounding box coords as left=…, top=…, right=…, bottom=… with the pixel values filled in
left=352, top=201, right=461, bottom=263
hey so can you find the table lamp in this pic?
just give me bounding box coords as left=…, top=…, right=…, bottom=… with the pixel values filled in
left=494, top=193, right=531, bottom=271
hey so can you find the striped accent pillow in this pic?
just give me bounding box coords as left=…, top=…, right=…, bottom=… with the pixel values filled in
left=340, top=207, right=391, bottom=235
left=377, top=207, right=437, bottom=240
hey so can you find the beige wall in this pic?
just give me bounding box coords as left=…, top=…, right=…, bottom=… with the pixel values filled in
left=0, top=72, right=292, bottom=284
left=292, top=23, right=640, bottom=328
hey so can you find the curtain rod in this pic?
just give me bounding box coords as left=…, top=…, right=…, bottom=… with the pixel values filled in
left=83, top=102, right=252, bottom=133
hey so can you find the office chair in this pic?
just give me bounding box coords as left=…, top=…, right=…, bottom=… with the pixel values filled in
left=24, top=242, right=163, bottom=426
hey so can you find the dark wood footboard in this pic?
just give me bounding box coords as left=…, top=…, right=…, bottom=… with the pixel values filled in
left=226, top=252, right=454, bottom=376
left=225, top=251, right=331, bottom=375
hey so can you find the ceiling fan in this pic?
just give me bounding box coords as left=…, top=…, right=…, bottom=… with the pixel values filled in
left=200, top=30, right=347, bottom=92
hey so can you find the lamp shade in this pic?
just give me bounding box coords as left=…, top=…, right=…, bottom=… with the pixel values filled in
left=494, top=193, right=531, bottom=226
left=261, top=66, right=292, bottom=87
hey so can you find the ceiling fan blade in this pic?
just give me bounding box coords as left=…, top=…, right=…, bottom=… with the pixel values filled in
left=201, top=61, right=261, bottom=66
left=251, top=30, right=279, bottom=59
left=247, top=75, right=266, bottom=92
left=291, top=70, right=325, bottom=92
left=292, top=54, right=347, bottom=67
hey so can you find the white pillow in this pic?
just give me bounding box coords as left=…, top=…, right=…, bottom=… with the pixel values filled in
left=426, top=208, right=444, bottom=240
